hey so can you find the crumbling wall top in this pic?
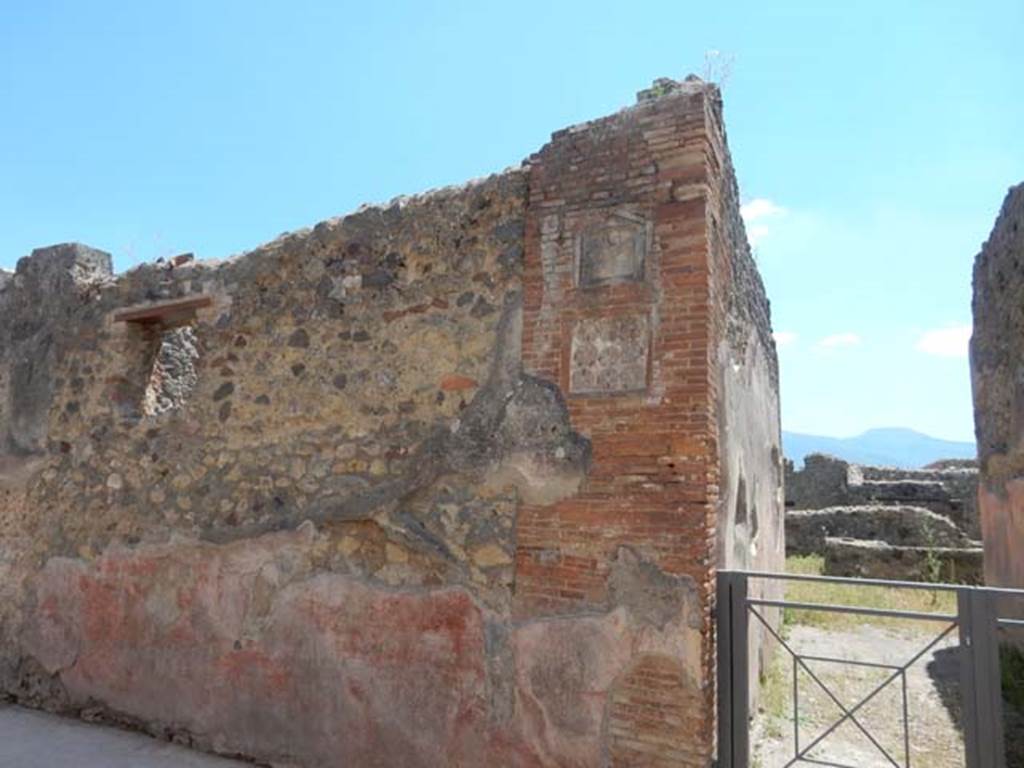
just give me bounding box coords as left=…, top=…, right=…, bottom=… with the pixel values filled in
left=10, top=242, right=112, bottom=290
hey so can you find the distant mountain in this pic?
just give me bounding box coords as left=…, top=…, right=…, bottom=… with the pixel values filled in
left=782, top=427, right=976, bottom=469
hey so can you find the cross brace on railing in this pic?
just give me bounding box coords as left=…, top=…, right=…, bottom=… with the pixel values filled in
left=716, top=570, right=1024, bottom=768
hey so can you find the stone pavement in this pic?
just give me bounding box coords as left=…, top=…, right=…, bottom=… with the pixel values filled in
left=0, top=705, right=250, bottom=768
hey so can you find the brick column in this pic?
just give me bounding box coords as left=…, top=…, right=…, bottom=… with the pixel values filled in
left=516, top=82, right=721, bottom=764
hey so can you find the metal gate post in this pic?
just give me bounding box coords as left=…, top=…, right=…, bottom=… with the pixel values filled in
left=959, top=588, right=981, bottom=768
left=717, top=571, right=734, bottom=768
left=716, top=572, right=749, bottom=768
left=961, top=587, right=1007, bottom=768
left=976, top=589, right=1007, bottom=768
left=731, top=572, right=750, bottom=768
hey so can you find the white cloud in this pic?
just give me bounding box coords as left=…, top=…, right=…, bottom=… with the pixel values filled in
left=773, top=331, right=797, bottom=348
left=746, top=225, right=770, bottom=247
left=740, top=198, right=786, bottom=222
left=816, top=332, right=861, bottom=350
left=740, top=198, right=786, bottom=246
left=915, top=325, right=971, bottom=358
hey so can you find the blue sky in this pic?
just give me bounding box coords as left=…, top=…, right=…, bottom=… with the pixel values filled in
left=2, top=1, right=1020, bottom=442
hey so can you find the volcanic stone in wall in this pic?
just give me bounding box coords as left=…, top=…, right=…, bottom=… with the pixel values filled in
left=0, top=244, right=112, bottom=457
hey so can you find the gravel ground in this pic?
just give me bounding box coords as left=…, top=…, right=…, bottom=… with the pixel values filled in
left=752, top=623, right=967, bottom=768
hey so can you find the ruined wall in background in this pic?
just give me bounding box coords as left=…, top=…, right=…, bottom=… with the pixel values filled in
left=783, top=453, right=982, bottom=585
left=971, top=182, right=1024, bottom=589
left=784, top=453, right=979, bottom=538
left=0, top=79, right=774, bottom=768
left=784, top=454, right=852, bottom=510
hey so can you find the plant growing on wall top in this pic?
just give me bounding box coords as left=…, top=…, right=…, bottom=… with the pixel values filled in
left=702, top=49, right=736, bottom=87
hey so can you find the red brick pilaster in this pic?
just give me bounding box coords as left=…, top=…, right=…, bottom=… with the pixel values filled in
left=516, top=84, right=722, bottom=764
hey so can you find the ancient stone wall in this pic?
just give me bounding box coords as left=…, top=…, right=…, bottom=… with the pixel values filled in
left=787, top=505, right=973, bottom=556
left=0, top=78, right=779, bottom=767
left=785, top=453, right=979, bottom=537
left=823, top=538, right=983, bottom=584
left=784, top=453, right=981, bottom=583
left=971, top=182, right=1024, bottom=590
left=784, top=454, right=852, bottom=514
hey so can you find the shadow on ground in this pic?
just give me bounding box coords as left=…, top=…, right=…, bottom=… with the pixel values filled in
left=926, top=645, right=1024, bottom=766
left=926, top=647, right=964, bottom=734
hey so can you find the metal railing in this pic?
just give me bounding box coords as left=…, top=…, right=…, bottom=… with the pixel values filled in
left=717, top=570, right=1024, bottom=768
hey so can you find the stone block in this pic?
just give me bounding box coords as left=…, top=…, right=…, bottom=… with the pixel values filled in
left=823, top=536, right=983, bottom=585
left=785, top=504, right=974, bottom=556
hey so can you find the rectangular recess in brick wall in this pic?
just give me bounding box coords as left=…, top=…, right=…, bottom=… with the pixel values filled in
left=569, top=313, right=651, bottom=395
left=576, top=209, right=651, bottom=287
